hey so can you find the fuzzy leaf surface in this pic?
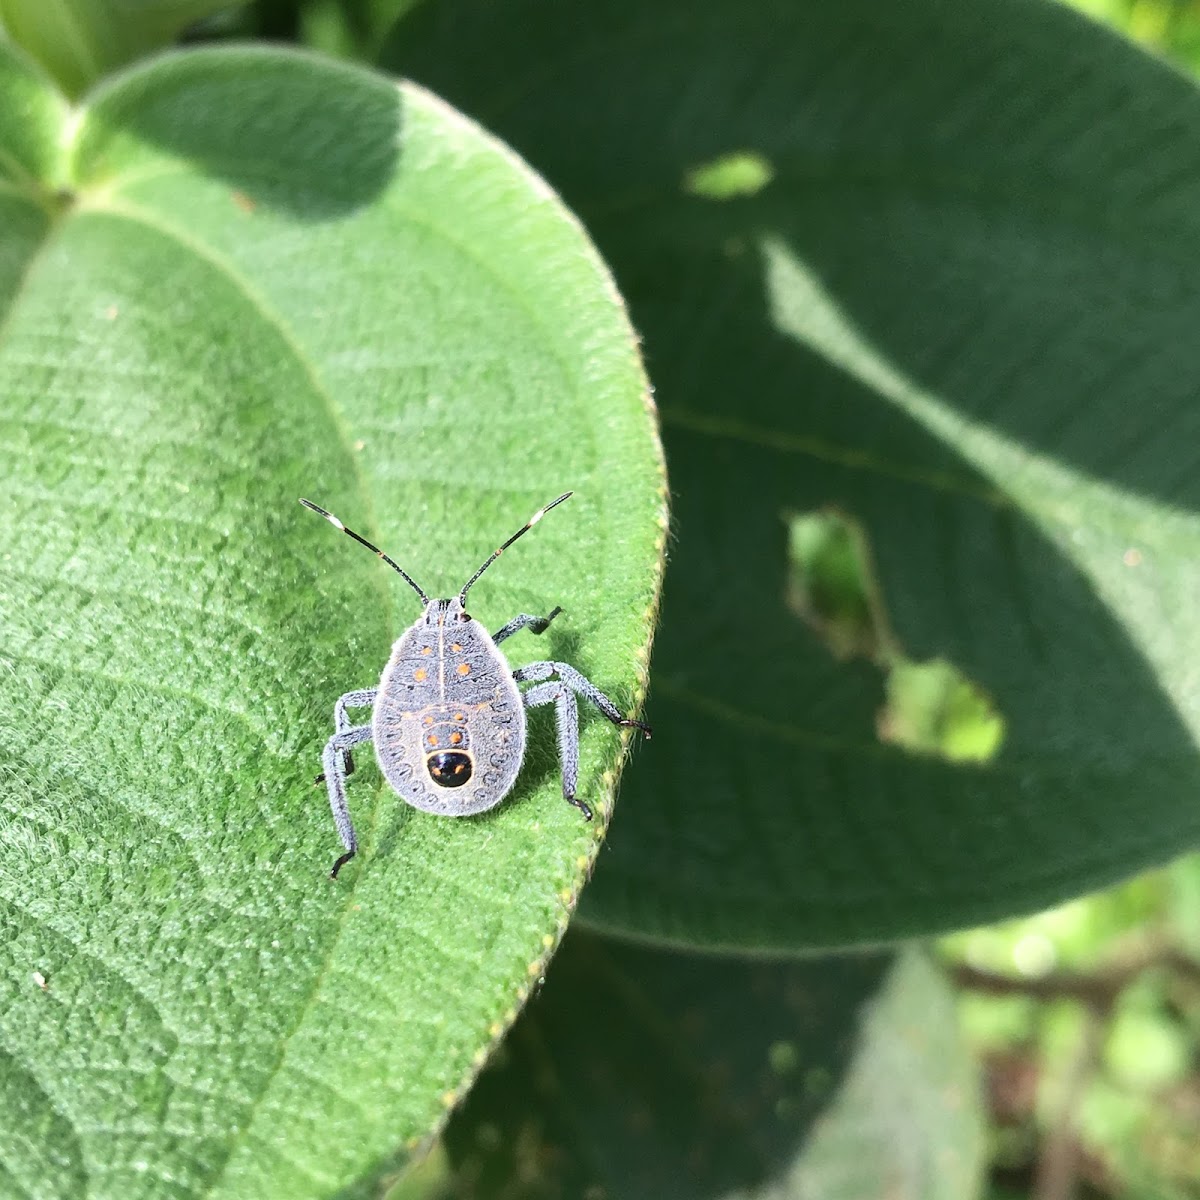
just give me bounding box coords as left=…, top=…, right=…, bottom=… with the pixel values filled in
left=0, top=43, right=662, bottom=1199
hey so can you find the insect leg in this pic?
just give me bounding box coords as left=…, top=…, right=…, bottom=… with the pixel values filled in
left=513, top=661, right=652, bottom=738
left=492, top=607, right=563, bottom=645
left=322, top=724, right=374, bottom=879
left=314, top=688, right=378, bottom=783
left=522, top=681, right=591, bottom=820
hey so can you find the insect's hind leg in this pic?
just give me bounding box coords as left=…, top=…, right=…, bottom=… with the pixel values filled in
left=492, top=607, right=563, bottom=646
left=322, top=724, right=375, bottom=879
left=522, top=681, right=592, bottom=821
left=513, top=661, right=652, bottom=738
left=314, top=688, right=378, bottom=784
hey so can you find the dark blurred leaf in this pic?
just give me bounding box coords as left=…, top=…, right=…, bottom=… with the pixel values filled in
left=432, top=933, right=983, bottom=1200
left=384, top=0, right=1200, bottom=950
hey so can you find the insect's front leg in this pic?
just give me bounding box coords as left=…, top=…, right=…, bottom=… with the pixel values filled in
left=513, top=661, right=651, bottom=738
left=492, top=607, right=563, bottom=646
left=322, top=724, right=375, bottom=879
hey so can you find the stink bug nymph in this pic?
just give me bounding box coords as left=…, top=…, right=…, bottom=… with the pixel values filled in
left=300, top=492, right=652, bottom=878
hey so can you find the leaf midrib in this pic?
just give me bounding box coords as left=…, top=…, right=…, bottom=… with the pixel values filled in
left=664, top=408, right=1008, bottom=507
left=656, top=678, right=1196, bottom=775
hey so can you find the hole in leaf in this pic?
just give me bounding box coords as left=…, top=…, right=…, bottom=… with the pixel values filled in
left=879, top=658, right=1005, bottom=764
left=785, top=508, right=1005, bottom=764
left=786, top=509, right=886, bottom=660
left=684, top=150, right=774, bottom=200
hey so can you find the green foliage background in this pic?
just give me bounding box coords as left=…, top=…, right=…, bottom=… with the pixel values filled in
left=2, top=0, right=1200, bottom=1197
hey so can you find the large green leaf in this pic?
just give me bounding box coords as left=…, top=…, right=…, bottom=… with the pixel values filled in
left=384, top=0, right=1200, bottom=950
left=429, top=934, right=983, bottom=1199
left=0, top=42, right=662, bottom=1198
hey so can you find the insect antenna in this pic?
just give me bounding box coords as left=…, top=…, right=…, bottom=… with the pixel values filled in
left=459, top=492, right=573, bottom=604
left=300, top=498, right=430, bottom=605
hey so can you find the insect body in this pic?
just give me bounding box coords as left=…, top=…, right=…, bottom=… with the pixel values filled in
left=370, top=596, right=525, bottom=814
left=301, top=493, right=651, bottom=878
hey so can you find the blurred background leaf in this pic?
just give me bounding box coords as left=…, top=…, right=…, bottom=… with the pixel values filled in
left=382, top=0, right=1200, bottom=952
left=0, top=0, right=241, bottom=96
left=943, top=853, right=1200, bottom=1197
left=1073, top=0, right=1200, bottom=68
left=402, top=934, right=983, bottom=1200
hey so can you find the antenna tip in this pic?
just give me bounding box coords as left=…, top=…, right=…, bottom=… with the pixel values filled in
left=529, top=492, right=574, bottom=527
left=299, top=499, right=345, bottom=531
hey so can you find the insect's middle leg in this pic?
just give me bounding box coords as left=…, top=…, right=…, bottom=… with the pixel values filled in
left=513, top=661, right=652, bottom=738
left=492, top=607, right=563, bottom=646
left=522, top=681, right=591, bottom=820
left=322, top=724, right=374, bottom=879
left=315, top=688, right=378, bottom=784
